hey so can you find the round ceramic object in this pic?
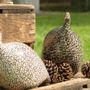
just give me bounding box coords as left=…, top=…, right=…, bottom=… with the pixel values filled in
left=0, top=42, right=50, bottom=90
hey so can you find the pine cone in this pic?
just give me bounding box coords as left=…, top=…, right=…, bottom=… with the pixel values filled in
left=81, top=62, right=90, bottom=78
left=50, top=73, right=59, bottom=83
left=43, top=60, right=59, bottom=83
left=43, top=60, right=73, bottom=83
left=43, top=60, right=58, bottom=76
left=58, top=63, right=74, bottom=81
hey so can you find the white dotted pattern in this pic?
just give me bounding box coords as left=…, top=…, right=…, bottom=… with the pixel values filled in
left=0, top=42, right=50, bottom=90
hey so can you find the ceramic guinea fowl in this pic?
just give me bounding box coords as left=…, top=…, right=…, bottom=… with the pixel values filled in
left=42, top=12, right=82, bottom=75
left=0, top=42, right=50, bottom=90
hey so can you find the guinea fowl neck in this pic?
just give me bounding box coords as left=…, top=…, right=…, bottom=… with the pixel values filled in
left=63, top=12, right=71, bottom=29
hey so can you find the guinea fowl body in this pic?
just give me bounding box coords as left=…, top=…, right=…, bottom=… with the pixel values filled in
left=42, top=12, right=82, bottom=74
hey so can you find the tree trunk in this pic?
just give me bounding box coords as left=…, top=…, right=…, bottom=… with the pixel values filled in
left=85, top=0, right=89, bottom=11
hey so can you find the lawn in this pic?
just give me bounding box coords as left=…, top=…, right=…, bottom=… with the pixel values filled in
left=35, top=12, right=90, bottom=62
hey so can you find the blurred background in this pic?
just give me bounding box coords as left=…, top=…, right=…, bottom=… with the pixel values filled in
left=13, top=0, right=90, bottom=13
left=40, top=0, right=90, bottom=12
left=13, top=0, right=90, bottom=61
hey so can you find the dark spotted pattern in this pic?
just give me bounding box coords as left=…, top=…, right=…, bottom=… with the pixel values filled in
left=42, top=12, right=82, bottom=74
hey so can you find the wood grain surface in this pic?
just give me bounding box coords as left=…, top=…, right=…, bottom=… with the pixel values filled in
left=31, top=78, right=90, bottom=90
left=0, top=4, right=35, bottom=47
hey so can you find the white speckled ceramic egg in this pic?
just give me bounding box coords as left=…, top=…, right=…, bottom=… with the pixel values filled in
left=0, top=42, right=50, bottom=90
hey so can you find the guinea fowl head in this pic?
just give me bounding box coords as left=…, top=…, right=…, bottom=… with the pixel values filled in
left=63, top=12, right=71, bottom=27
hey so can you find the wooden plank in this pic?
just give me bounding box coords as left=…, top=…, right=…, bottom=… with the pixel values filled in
left=30, top=78, right=90, bottom=90
left=0, top=4, right=34, bottom=10
left=0, top=4, right=35, bottom=13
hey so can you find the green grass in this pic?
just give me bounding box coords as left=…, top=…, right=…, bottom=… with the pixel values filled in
left=35, top=12, right=90, bottom=62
